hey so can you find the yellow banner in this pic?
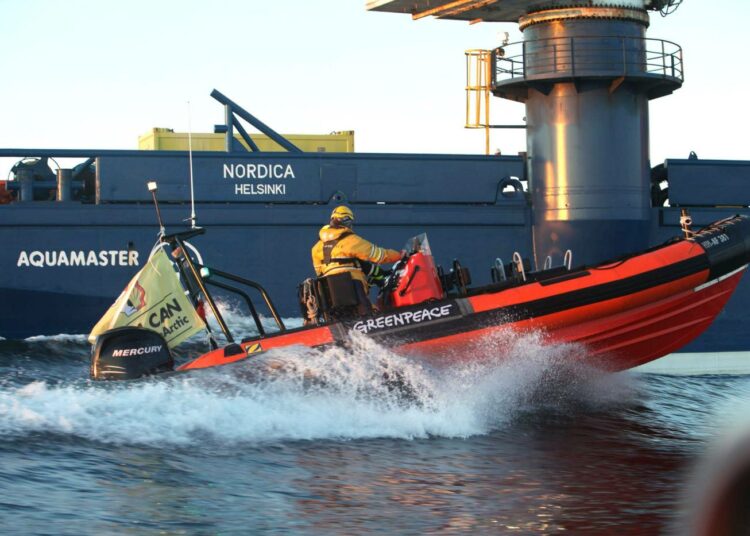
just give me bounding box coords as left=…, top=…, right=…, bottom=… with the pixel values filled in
left=89, top=248, right=206, bottom=347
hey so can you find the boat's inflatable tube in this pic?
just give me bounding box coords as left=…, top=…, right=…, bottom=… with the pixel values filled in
left=695, top=215, right=750, bottom=280
left=91, top=327, right=174, bottom=380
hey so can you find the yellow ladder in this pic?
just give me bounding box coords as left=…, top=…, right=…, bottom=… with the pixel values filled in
left=465, top=49, right=492, bottom=155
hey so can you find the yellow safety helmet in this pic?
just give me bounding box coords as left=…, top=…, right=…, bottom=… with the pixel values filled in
left=330, top=205, right=354, bottom=227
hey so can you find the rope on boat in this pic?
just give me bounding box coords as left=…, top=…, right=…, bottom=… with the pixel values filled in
left=301, top=278, right=319, bottom=325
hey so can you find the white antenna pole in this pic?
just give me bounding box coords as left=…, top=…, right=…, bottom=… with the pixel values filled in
left=187, top=100, right=197, bottom=228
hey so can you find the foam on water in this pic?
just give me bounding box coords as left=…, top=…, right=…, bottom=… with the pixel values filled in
left=6, top=297, right=298, bottom=345
left=24, top=333, right=88, bottom=343
left=0, top=329, right=633, bottom=447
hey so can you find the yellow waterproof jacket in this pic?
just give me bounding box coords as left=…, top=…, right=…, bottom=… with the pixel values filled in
left=311, top=226, right=401, bottom=289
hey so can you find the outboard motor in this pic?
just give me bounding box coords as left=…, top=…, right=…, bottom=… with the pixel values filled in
left=91, top=327, right=174, bottom=380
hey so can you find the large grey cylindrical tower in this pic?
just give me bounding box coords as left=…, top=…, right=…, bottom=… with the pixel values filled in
left=493, top=3, right=683, bottom=267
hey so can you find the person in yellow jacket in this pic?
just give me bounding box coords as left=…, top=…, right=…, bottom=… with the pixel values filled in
left=311, top=206, right=402, bottom=298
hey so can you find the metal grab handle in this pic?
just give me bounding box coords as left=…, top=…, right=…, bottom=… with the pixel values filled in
left=564, top=250, right=573, bottom=271
left=513, top=252, right=526, bottom=282
left=494, top=258, right=506, bottom=281
left=543, top=256, right=552, bottom=270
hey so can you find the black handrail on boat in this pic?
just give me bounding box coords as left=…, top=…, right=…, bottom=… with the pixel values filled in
left=197, top=266, right=287, bottom=334
left=201, top=279, right=267, bottom=337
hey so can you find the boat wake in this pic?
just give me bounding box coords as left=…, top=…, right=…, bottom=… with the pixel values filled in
left=0, top=329, right=636, bottom=447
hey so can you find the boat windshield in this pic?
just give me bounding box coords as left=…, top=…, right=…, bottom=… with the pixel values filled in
left=403, top=233, right=432, bottom=256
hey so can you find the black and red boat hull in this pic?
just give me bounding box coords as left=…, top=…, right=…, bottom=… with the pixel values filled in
left=178, top=216, right=750, bottom=374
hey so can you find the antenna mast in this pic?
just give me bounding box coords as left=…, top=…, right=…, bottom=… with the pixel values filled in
left=187, top=101, right=197, bottom=229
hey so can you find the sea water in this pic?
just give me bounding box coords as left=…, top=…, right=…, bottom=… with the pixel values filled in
left=1, top=318, right=750, bottom=535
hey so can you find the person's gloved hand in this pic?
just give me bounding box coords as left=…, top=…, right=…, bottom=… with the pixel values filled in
left=369, top=265, right=392, bottom=287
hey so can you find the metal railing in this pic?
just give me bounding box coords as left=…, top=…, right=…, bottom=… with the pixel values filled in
left=493, top=36, right=683, bottom=85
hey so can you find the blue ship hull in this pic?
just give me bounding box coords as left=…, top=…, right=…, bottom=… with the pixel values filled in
left=2, top=184, right=749, bottom=355
left=0, top=197, right=530, bottom=339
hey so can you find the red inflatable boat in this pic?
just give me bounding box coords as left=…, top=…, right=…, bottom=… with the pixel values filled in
left=91, top=214, right=750, bottom=380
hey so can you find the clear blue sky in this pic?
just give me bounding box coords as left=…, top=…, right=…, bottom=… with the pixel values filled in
left=0, top=0, right=747, bottom=167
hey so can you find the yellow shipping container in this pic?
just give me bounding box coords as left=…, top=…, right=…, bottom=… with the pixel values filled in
left=138, top=128, right=354, bottom=153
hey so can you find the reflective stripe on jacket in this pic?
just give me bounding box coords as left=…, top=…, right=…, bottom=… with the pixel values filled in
left=311, top=225, right=401, bottom=288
